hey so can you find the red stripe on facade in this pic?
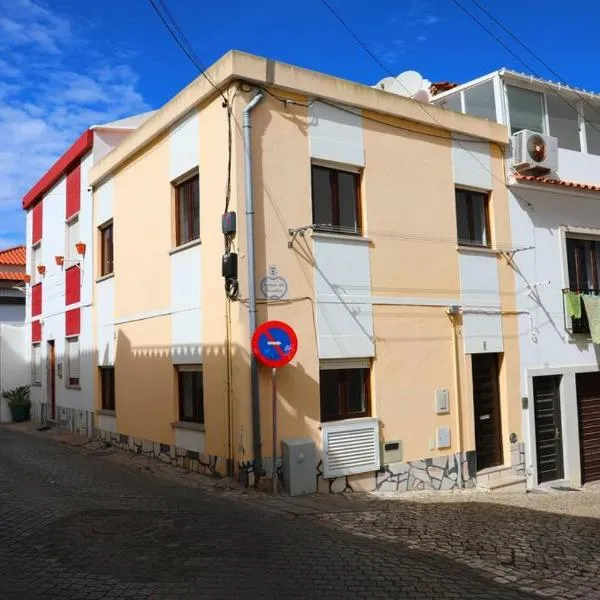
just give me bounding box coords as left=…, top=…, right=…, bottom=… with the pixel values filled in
left=65, top=307, right=80, bottom=336
left=65, top=265, right=80, bottom=306
left=22, top=130, right=93, bottom=210
left=31, top=283, right=42, bottom=316
left=66, top=163, right=81, bottom=219
left=32, top=201, right=43, bottom=245
left=31, top=320, right=41, bottom=343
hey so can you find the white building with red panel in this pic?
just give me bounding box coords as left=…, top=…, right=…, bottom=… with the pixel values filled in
left=23, top=113, right=154, bottom=433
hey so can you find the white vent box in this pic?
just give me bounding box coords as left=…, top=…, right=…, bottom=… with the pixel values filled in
left=435, top=389, right=450, bottom=414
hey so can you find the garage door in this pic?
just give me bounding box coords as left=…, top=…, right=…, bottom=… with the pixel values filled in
left=576, top=372, right=600, bottom=484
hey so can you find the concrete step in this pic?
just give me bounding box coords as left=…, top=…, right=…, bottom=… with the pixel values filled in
left=477, top=475, right=526, bottom=492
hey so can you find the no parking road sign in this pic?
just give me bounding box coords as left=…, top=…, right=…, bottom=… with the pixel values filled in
left=251, top=320, right=298, bottom=368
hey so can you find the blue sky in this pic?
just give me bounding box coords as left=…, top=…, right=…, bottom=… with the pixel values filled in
left=1, top=0, right=599, bottom=247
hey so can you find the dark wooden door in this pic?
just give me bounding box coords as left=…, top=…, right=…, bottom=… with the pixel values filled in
left=576, top=372, right=600, bottom=484
left=533, top=376, right=564, bottom=483
left=47, top=340, right=56, bottom=420
left=472, top=353, right=503, bottom=470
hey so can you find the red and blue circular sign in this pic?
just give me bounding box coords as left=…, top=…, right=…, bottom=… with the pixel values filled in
left=251, top=320, right=298, bottom=368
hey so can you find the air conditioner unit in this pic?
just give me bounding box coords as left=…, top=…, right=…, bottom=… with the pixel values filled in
left=512, top=130, right=558, bottom=174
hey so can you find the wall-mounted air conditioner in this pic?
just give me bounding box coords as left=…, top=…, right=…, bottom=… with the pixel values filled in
left=512, top=130, right=558, bottom=174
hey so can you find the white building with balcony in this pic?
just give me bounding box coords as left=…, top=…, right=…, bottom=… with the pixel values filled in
left=433, top=70, right=600, bottom=490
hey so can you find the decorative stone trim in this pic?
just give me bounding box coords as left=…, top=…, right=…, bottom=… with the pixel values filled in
left=31, top=401, right=93, bottom=437
left=316, top=450, right=478, bottom=494
left=93, top=427, right=228, bottom=477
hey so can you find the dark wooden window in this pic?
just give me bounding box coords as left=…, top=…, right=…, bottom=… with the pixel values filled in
left=455, top=188, right=490, bottom=247
left=100, top=222, right=113, bottom=276
left=311, top=165, right=361, bottom=235
left=320, top=368, right=370, bottom=422
left=175, top=175, right=200, bottom=246
left=566, top=237, right=600, bottom=333
left=178, top=367, right=204, bottom=423
left=100, top=367, right=115, bottom=411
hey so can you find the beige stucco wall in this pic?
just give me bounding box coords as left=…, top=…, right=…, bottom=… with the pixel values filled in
left=94, top=67, right=519, bottom=478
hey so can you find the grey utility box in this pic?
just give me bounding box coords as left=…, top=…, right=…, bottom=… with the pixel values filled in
left=282, top=438, right=317, bottom=497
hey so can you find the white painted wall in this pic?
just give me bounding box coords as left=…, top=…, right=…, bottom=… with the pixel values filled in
left=79, top=151, right=94, bottom=308
left=95, top=178, right=114, bottom=227
left=170, top=245, right=202, bottom=364
left=0, top=304, right=25, bottom=324
left=169, top=111, right=199, bottom=180
left=174, top=425, right=205, bottom=453
left=314, top=236, right=374, bottom=359
left=92, top=130, right=131, bottom=165
left=97, top=277, right=114, bottom=366
left=95, top=177, right=115, bottom=367
left=0, top=324, right=27, bottom=422
left=509, top=186, right=600, bottom=386
left=451, top=137, right=493, bottom=191
left=308, top=101, right=364, bottom=167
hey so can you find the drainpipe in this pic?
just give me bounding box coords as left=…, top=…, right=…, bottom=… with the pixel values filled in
left=243, top=91, right=264, bottom=479
left=448, top=308, right=464, bottom=489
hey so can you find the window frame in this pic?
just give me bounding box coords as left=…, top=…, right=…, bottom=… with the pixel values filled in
left=565, top=236, right=600, bottom=335
left=31, top=243, right=41, bottom=284
left=455, top=188, right=491, bottom=248
left=65, top=215, right=80, bottom=263
left=65, top=335, right=80, bottom=388
left=100, top=366, right=115, bottom=411
left=31, top=343, right=41, bottom=385
left=174, top=174, right=200, bottom=247
left=99, top=220, right=114, bottom=277
left=319, top=366, right=371, bottom=423
left=311, top=164, right=362, bottom=236
left=177, top=365, right=204, bottom=424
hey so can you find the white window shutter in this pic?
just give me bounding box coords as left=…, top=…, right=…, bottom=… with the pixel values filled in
left=31, top=345, right=41, bottom=384
left=68, top=338, right=80, bottom=380
left=68, top=219, right=80, bottom=261
left=322, top=418, right=380, bottom=478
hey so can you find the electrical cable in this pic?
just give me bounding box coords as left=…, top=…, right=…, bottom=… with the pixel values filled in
left=468, top=0, right=600, bottom=123
left=450, top=0, right=600, bottom=141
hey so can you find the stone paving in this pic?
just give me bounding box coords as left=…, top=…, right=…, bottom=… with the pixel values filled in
left=0, top=425, right=594, bottom=599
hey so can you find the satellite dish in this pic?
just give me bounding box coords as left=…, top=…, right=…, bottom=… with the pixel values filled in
left=412, top=89, right=431, bottom=103
left=373, top=77, right=397, bottom=91
left=396, top=71, right=424, bottom=97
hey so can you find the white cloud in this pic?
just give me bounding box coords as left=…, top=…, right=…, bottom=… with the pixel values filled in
left=0, top=0, right=150, bottom=246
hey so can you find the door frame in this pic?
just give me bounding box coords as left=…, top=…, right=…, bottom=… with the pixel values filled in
left=532, top=374, right=564, bottom=484
left=47, top=339, right=56, bottom=421
left=471, top=352, right=503, bottom=471
left=526, top=366, right=592, bottom=489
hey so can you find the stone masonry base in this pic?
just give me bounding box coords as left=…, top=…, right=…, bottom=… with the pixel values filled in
left=32, top=401, right=93, bottom=438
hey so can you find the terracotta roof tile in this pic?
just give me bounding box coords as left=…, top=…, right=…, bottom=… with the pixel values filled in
left=0, top=272, right=27, bottom=281
left=515, top=174, right=600, bottom=193
left=0, top=246, right=26, bottom=266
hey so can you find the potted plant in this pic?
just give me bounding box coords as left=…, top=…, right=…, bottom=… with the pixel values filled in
left=2, top=385, right=31, bottom=422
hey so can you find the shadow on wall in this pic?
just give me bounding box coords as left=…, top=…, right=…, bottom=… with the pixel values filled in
left=0, top=324, right=28, bottom=423
left=110, top=329, right=320, bottom=485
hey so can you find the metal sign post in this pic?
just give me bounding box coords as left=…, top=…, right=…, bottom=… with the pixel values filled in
left=271, top=367, right=278, bottom=495
left=251, top=320, right=298, bottom=495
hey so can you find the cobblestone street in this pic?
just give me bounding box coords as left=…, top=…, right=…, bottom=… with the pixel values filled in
left=0, top=427, right=596, bottom=599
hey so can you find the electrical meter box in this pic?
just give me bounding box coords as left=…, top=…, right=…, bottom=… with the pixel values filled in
left=282, top=438, right=317, bottom=497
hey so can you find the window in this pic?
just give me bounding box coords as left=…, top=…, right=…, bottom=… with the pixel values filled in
left=32, top=245, right=41, bottom=284
left=177, top=366, right=204, bottom=423
left=320, top=367, right=371, bottom=422
left=506, top=86, right=545, bottom=135
left=99, top=222, right=113, bottom=276
left=66, top=217, right=80, bottom=262
left=311, top=165, right=361, bottom=235
left=463, top=81, right=496, bottom=122
left=100, top=367, right=115, bottom=411
left=437, top=92, right=462, bottom=114
left=175, top=175, right=200, bottom=246
left=547, top=93, right=581, bottom=152
left=66, top=336, right=80, bottom=387
left=566, top=237, right=600, bottom=334
left=455, top=189, right=490, bottom=247
left=31, top=344, right=41, bottom=385
left=584, top=103, right=600, bottom=156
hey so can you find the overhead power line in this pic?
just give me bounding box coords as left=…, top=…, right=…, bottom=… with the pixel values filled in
left=450, top=0, right=600, bottom=140
left=147, top=0, right=226, bottom=104
left=468, top=0, right=600, bottom=122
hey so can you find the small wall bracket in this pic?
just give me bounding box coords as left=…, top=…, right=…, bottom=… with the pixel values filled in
left=287, top=225, right=314, bottom=249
